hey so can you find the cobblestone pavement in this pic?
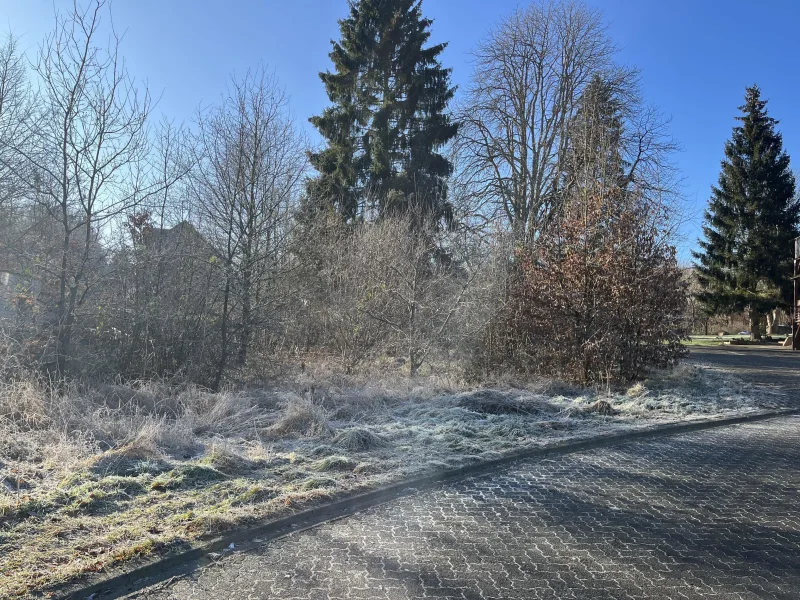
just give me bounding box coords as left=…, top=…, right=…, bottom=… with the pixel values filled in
left=136, top=415, right=800, bottom=600
left=689, top=346, right=800, bottom=402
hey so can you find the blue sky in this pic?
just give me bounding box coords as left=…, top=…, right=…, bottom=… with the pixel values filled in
left=3, top=0, right=800, bottom=263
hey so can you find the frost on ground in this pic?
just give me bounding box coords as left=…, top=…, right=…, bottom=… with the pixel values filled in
left=0, top=363, right=778, bottom=597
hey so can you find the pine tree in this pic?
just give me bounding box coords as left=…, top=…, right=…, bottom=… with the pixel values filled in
left=307, top=0, right=458, bottom=226
left=693, top=85, right=799, bottom=340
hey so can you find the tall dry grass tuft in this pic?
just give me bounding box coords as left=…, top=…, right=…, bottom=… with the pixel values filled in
left=0, top=379, right=51, bottom=430
left=269, top=397, right=331, bottom=438
left=0, top=375, right=280, bottom=464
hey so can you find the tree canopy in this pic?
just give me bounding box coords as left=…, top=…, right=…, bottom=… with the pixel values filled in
left=307, top=0, right=458, bottom=226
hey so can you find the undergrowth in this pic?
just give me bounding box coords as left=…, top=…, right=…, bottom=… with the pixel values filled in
left=0, top=362, right=773, bottom=597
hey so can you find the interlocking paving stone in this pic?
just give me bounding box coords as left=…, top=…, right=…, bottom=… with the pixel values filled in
left=136, top=415, right=800, bottom=599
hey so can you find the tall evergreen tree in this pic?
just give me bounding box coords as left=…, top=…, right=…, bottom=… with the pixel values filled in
left=693, top=85, right=799, bottom=340
left=307, top=0, right=458, bottom=226
left=564, top=75, right=627, bottom=201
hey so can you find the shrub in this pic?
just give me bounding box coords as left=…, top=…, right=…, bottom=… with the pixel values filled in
left=475, top=190, right=688, bottom=383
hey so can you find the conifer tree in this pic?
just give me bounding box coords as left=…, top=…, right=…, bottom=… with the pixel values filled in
left=564, top=75, right=627, bottom=202
left=693, top=86, right=799, bottom=340
left=307, top=0, right=458, bottom=226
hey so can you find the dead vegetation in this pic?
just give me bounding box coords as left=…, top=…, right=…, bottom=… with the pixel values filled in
left=0, top=2, right=751, bottom=598
left=333, top=427, right=388, bottom=451
left=0, top=362, right=774, bottom=597
left=268, top=398, right=331, bottom=438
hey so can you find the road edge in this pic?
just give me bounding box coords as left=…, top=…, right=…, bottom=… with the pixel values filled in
left=61, top=407, right=798, bottom=599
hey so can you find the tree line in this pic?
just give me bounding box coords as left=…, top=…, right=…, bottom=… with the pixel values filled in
left=0, top=0, right=690, bottom=388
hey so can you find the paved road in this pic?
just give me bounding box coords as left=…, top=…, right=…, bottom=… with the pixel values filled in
left=688, top=345, right=800, bottom=399
left=130, top=347, right=800, bottom=600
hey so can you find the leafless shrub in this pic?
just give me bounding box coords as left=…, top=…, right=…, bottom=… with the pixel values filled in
left=291, top=211, right=477, bottom=376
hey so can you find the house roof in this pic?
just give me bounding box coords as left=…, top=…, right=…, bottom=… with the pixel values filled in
left=141, top=221, right=216, bottom=258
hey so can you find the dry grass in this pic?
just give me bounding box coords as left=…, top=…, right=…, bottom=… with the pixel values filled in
left=333, top=427, right=388, bottom=451
left=0, top=362, right=774, bottom=598
left=268, top=397, right=331, bottom=437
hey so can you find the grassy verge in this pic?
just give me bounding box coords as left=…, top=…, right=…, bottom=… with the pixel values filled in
left=0, top=364, right=779, bottom=597
left=686, top=335, right=792, bottom=347
left=685, top=336, right=726, bottom=346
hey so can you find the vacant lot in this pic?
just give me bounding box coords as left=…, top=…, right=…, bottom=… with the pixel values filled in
left=0, top=364, right=779, bottom=597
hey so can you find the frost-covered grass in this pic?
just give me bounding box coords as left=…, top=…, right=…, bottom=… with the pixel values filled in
left=0, top=363, right=777, bottom=597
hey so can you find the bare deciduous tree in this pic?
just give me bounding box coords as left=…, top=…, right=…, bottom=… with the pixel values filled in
left=194, top=68, right=306, bottom=387
left=458, top=0, right=616, bottom=242
left=0, top=32, right=31, bottom=212
left=7, top=0, right=152, bottom=377
left=474, top=69, right=686, bottom=383
left=96, top=117, right=211, bottom=380
left=0, top=32, right=36, bottom=287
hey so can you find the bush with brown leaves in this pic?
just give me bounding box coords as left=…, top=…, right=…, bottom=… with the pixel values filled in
left=476, top=190, right=688, bottom=384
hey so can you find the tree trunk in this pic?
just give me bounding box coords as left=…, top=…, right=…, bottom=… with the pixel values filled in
left=55, top=324, right=70, bottom=382
left=409, top=347, right=420, bottom=377
left=55, top=225, right=71, bottom=380
left=238, top=265, right=252, bottom=367
left=766, top=309, right=776, bottom=335
left=214, top=276, right=231, bottom=391
left=749, top=309, right=762, bottom=341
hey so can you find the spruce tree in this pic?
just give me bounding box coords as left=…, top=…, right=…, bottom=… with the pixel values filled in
left=307, top=0, right=458, bottom=226
left=564, top=75, right=627, bottom=199
left=693, top=85, right=799, bottom=340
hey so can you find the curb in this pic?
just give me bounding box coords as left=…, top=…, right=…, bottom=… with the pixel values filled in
left=60, top=407, right=798, bottom=599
